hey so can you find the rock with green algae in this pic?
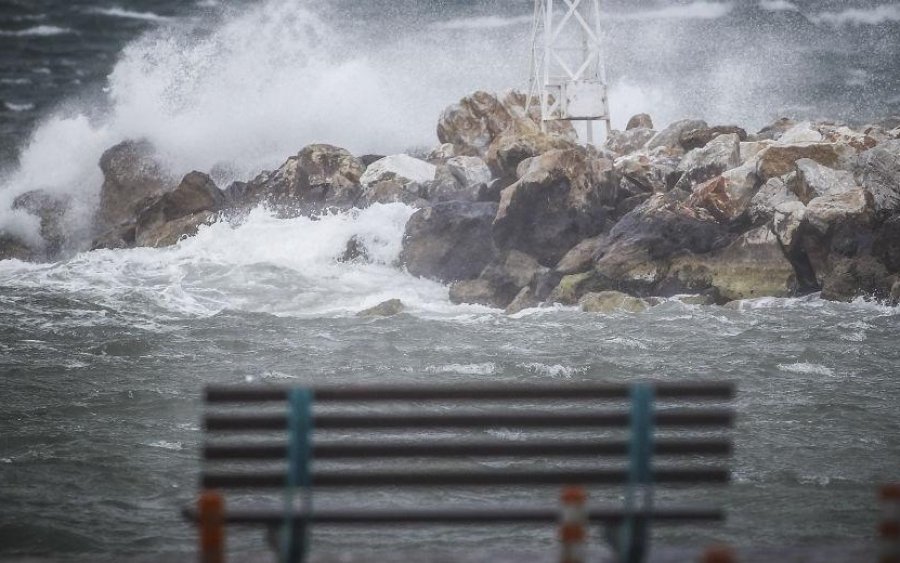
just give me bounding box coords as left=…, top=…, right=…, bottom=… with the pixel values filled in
left=357, top=299, right=405, bottom=317
left=579, top=291, right=650, bottom=313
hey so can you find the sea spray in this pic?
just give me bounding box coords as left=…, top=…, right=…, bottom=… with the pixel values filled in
left=0, top=203, right=455, bottom=319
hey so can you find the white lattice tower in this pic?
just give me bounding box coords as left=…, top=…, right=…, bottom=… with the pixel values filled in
left=527, top=0, right=611, bottom=144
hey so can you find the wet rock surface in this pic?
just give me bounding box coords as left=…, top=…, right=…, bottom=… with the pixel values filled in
left=9, top=89, right=899, bottom=306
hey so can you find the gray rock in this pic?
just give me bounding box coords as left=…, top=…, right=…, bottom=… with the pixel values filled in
left=626, top=113, right=654, bottom=130
left=437, top=90, right=575, bottom=159
left=449, top=279, right=504, bottom=308
left=134, top=211, right=216, bottom=248
left=505, top=286, right=540, bottom=314
left=357, top=299, right=405, bottom=317
left=772, top=200, right=807, bottom=250
left=754, top=118, right=797, bottom=141
left=493, top=149, right=610, bottom=266
left=95, top=140, right=175, bottom=234
left=806, top=189, right=873, bottom=234
left=235, top=144, right=366, bottom=214
left=858, top=140, right=900, bottom=213
left=755, top=142, right=857, bottom=182
left=645, top=119, right=708, bottom=152
left=675, top=133, right=742, bottom=188
left=555, top=235, right=607, bottom=275
left=664, top=226, right=798, bottom=302
left=604, top=128, right=655, bottom=156
left=748, top=177, right=800, bottom=223
left=680, top=125, right=747, bottom=152
left=778, top=121, right=824, bottom=144
left=429, top=156, right=492, bottom=202
left=361, top=155, right=436, bottom=190
left=400, top=201, right=499, bottom=283
left=134, top=171, right=225, bottom=247
left=579, top=291, right=650, bottom=313
left=794, top=159, right=857, bottom=203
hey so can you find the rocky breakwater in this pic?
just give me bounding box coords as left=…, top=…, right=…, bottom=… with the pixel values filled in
left=1, top=89, right=898, bottom=309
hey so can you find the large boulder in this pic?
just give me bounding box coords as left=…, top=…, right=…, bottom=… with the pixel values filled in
left=663, top=226, right=798, bottom=301
left=357, top=299, right=405, bottom=317
left=805, top=189, right=873, bottom=235
left=493, top=149, right=610, bottom=266
left=858, top=140, right=900, bottom=213
left=555, top=235, right=608, bottom=275
left=436, top=90, right=575, bottom=159
left=485, top=122, right=578, bottom=180
left=428, top=156, right=492, bottom=202
left=132, top=172, right=225, bottom=248
left=400, top=201, right=499, bottom=283
left=755, top=142, right=857, bottom=182
left=579, top=291, right=650, bottom=313
left=674, top=133, right=742, bottom=189
left=360, top=155, right=435, bottom=206
left=614, top=152, right=680, bottom=197
left=680, top=125, right=747, bottom=152
left=626, top=114, right=654, bottom=130
left=645, top=119, right=708, bottom=152
left=793, top=159, right=857, bottom=203
left=747, top=177, right=800, bottom=224
left=605, top=128, right=655, bottom=156
left=96, top=140, right=175, bottom=233
left=232, top=144, right=365, bottom=213
left=135, top=211, right=216, bottom=248
left=451, top=250, right=547, bottom=308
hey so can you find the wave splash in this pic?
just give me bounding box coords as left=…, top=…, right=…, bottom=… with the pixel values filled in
left=0, top=203, right=455, bottom=320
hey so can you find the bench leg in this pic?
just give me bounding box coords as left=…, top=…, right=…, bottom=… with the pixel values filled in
left=198, top=491, right=225, bottom=563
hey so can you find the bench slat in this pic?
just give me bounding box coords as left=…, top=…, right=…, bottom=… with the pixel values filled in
left=204, top=409, right=734, bottom=431
left=203, top=438, right=732, bottom=460
left=202, top=467, right=730, bottom=489
left=206, top=382, right=735, bottom=403
left=182, top=505, right=725, bottom=525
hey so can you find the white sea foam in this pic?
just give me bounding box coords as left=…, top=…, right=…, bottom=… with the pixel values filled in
left=425, top=363, right=498, bottom=376
left=777, top=362, right=835, bottom=377
left=3, top=102, right=35, bottom=112
left=87, top=7, right=171, bottom=23
left=0, top=203, right=462, bottom=319
left=611, top=1, right=733, bottom=21
left=431, top=15, right=532, bottom=31
left=517, top=362, right=584, bottom=379
left=808, top=5, right=900, bottom=27
left=0, top=26, right=75, bottom=37
left=758, top=1, right=799, bottom=12
left=146, top=440, right=184, bottom=450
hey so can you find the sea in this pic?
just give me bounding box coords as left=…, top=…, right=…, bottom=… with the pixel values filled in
left=0, top=0, right=899, bottom=559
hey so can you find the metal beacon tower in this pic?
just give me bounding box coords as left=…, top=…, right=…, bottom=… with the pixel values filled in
left=527, top=0, right=611, bottom=145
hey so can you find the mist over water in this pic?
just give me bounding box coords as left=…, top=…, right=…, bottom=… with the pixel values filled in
left=1, top=0, right=899, bottom=559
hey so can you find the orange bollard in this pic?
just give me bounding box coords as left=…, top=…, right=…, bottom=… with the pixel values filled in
left=198, top=490, right=225, bottom=563
left=559, top=486, right=587, bottom=563
left=881, top=484, right=900, bottom=563
left=700, top=544, right=737, bottom=563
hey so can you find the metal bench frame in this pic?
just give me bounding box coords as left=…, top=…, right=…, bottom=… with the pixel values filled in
left=184, top=381, right=735, bottom=563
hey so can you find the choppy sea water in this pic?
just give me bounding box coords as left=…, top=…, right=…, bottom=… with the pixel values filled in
left=0, top=206, right=898, bottom=557
left=1, top=0, right=900, bottom=558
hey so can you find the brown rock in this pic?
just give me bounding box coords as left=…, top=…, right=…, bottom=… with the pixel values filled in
left=96, top=140, right=175, bottom=233
left=579, top=291, right=650, bottom=313
left=626, top=113, right=654, bottom=130
left=755, top=143, right=856, bottom=182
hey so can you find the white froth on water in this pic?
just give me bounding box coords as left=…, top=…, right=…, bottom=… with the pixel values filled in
left=0, top=26, right=75, bottom=37
left=0, top=203, right=461, bottom=320
left=758, top=1, right=799, bottom=13
left=777, top=362, right=835, bottom=377
left=86, top=7, right=172, bottom=22
left=808, top=5, right=900, bottom=27
left=425, top=363, right=498, bottom=376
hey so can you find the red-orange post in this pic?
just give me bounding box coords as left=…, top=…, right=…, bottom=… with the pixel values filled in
left=199, top=490, right=225, bottom=563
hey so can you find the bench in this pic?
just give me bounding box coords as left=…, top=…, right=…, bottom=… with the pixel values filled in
left=184, top=381, right=735, bottom=563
